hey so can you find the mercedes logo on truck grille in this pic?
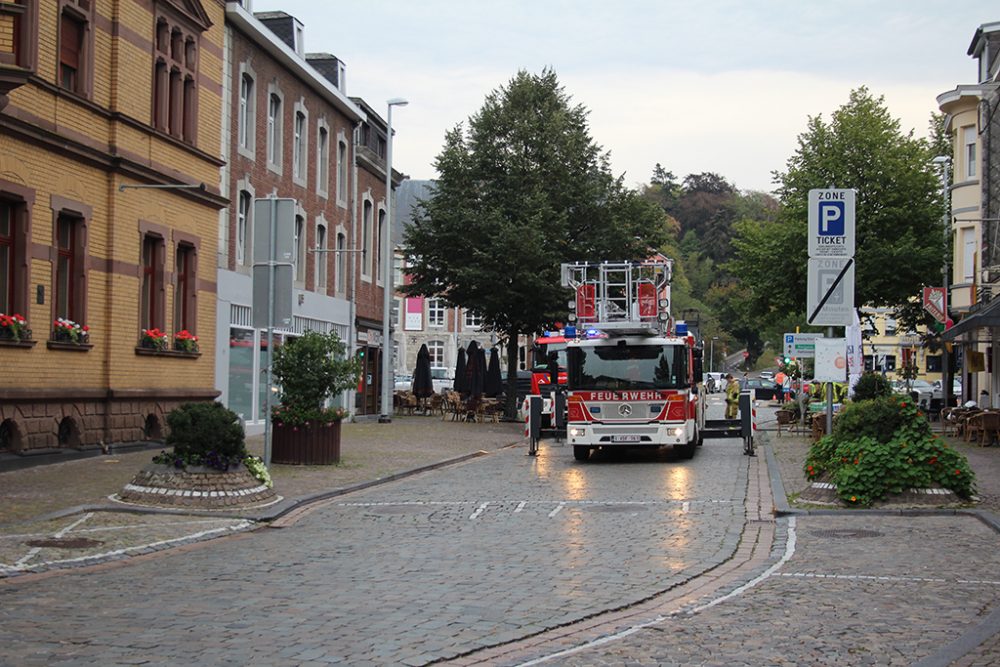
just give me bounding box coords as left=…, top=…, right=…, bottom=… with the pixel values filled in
left=618, top=404, right=632, bottom=417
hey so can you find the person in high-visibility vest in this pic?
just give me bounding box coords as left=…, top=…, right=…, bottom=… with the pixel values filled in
left=725, top=373, right=740, bottom=419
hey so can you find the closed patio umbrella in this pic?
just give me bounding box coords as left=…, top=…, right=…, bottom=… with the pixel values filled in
left=465, top=341, right=484, bottom=400
left=484, top=347, right=502, bottom=398
left=453, top=347, right=467, bottom=395
left=411, top=344, right=434, bottom=399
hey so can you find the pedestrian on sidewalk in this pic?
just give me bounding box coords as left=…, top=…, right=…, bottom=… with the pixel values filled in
left=725, top=373, right=740, bottom=419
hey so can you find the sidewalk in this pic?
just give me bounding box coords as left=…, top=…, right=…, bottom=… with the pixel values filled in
left=0, top=416, right=523, bottom=577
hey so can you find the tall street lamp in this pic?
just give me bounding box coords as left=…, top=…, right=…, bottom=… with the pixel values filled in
left=710, top=336, right=718, bottom=373
left=380, top=97, right=408, bottom=423
left=932, top=155, right=952, bottom=409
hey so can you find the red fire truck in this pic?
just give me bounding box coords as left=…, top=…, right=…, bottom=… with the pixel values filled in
left=560, top=260, right=706, bottom=461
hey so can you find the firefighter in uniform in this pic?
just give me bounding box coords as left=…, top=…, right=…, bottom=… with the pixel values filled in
left=725, top=373, right=740, bottom=419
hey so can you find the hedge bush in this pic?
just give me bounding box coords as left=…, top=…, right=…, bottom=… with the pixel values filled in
left=155, top=402, right=247, bottom=471
left=804, top=394, right=974, bottom=506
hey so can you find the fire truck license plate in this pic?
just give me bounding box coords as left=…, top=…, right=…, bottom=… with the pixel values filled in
left=611, top=435, right=642, bottom=443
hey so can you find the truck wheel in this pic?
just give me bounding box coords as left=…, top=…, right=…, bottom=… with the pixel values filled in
left=677, top=442, right=696, bottom=459
left=573, top=446, right=590, bottom=461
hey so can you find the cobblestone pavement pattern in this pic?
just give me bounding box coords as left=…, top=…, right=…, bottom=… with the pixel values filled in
left=0, top=398, right=752, bottom=665
left=2, top=396, right=1000, bottom=664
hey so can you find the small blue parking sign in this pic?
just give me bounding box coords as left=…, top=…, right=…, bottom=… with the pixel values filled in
left=818, top=201, right=845, bottom=236
left=808, top=189, right=854, bottom=258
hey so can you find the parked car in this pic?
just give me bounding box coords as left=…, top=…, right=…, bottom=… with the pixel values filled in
left=394, top=374, right=412, bottom=391
left=430, top=367, right=453, bottom=393
left=741, top=378, right=780, bottom=400
left=703, top=372, right=724, bottom=393
left=893, top=379, right=935, bottom=410
left=759, top=370, right=774, bottom=380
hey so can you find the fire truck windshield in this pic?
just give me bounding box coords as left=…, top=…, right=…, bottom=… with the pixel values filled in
left=531, top=343, right=567, bottom=371
left=567, top=344, right=689, bottom=390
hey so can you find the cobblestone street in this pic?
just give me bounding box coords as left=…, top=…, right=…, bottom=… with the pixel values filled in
left=3, top=398, right=1000, bottom=665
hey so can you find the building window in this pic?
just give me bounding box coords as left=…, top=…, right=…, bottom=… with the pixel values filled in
left=174, top=243, right=196, bottom=333
left=315, top=222, right=327, bottom=292
left=293, top=108, right=307, bottom=182
left=337, top=139, right=348, bottom=204
left=54, top=214, right=79, bottom=322
left=293, top=215, right=305, bottom=283
left=152, top=10, right=201, bottom=144
left=427, top=298, right=445, bottom=327
left=317, top=124, right=329, bottom=196
left=0, top=199, right=29, bottom=316
left=963, top=126, right=977, bottom=179
left=141, top=234, right=165, bottom=331
left=3, top=1, right=37, bottom=70
left=427, top=340, right=444, bottom=366
left=361, top=199, right=372, bottom=279
left=267, top=91, right=282, bottom=170
left=464, top=310, right=482, bottom=329
left=884, top=316, right=897, bottom=337
left=59, top=1, right=92, bottom=96
left=238, top=71, right=255, bottom=152
left=237, top=190, right=251, bottom=266
left=962, top=227, right=976, bottom=282
left=376, top=208, right=385, bottom=284
left=336, top=232, right=346, bottom=293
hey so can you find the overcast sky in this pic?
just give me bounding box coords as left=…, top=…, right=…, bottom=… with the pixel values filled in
left=256, top=1, right=994, bottom=193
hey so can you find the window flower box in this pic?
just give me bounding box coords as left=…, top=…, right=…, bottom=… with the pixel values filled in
left=0, top=313, right=31, bottom=342
left=173, top=329, right=200, bottom=354
left=52, top=318, right=89, bottom=345
left=140, top=327, right=169, bottom=350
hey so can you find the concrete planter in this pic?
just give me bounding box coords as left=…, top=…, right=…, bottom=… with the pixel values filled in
left=272, top=420, right=342, bottom=465
left=117, top=463, right=276, bottom=509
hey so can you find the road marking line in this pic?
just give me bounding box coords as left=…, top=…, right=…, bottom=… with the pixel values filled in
left=1, top=521, right=253, bottom=575
left=469, top=502, right=490, bottom=520
left=514, top=501, right=527, bottom=513
left=547, top=503, right=565, bottom=519
left=681, top=502, right=689, bottom=513
left=776, top=572, right=1000, bottom=585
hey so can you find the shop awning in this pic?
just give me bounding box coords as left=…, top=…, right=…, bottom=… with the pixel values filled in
left=943, top=296, right=1000, bottom=340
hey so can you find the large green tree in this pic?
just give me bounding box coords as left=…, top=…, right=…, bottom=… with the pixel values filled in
left=728, top=87, right=944, bottom=328
left=403, top=69, right=669, bottom=415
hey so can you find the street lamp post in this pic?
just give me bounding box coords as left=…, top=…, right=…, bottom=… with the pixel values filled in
left=379, top=97, right=408, bottom=424
left=932, top=155, right=952, bottom=409
left=710, top=336, right=718, bottom=373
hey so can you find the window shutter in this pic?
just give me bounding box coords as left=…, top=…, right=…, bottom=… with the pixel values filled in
left=60, top=14, right=82, bottom=69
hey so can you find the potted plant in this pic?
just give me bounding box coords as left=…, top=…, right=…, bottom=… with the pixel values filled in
left=140, top=327, right=169, bottom=350
left=0, top=313, right=30, bottom=342
left=270, top=330, right=360, bottom=464
left=174, top=329, right=200, bottom=353
left=53, top=317, right=89, bottom=344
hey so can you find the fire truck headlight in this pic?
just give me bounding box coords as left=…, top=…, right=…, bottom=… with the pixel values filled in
left=659, top=298, right=669, bottom=309
left=568, top=299, right=576, bottom=310
left=668, top=427, right=684, bottom=437
left=567, top=313, right=577, bottom=322
left=569, top=427, right=583, bottom=437
left=657, top=312, right=668, bottom=322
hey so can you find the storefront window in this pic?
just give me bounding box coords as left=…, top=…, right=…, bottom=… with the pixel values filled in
left=228, top=328, right=254, bottom=421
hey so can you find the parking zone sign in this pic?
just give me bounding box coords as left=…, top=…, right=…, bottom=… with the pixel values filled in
left=807, top=257, right=855, bottom=326
left=808, top=189, right=855, bottom=258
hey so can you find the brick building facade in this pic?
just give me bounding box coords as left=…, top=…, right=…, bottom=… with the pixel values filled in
left=0, top=0, right=227, bottom=454
left=215, top=5, right=400, bottom=428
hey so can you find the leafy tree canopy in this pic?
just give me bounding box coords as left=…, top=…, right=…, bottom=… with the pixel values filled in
left=729, top=87, right=944, bottom=321
left=402, top=69, right=669, bottom=409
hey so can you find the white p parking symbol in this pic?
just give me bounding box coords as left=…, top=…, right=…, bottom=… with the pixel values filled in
left=819, top=201, right=845, bottom=235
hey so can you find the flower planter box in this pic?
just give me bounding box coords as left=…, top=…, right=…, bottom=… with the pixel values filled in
left=272, top=420, right=342, bottom=465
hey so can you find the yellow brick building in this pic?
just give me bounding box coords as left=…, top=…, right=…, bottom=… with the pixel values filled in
left=0, top=0, right=227, bottom=453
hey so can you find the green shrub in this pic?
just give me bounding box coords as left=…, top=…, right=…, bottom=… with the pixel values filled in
left=804, top=395, right=975, bottom=506
left=156, top=402, right=246, bottom=470
left=851, top=372, right=894, bottom=402
left=271, top=330, right=360, bottom=426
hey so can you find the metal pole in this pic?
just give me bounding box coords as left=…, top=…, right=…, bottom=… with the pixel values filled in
left=264, top=195, right=277, bottom=466
left=380, top=99, right=407, bottom=423
left=826, top=326, right=834, bottom=435
left=941, top=161, right=952, bottom=411
left=710, top=338, right=715, bottom=373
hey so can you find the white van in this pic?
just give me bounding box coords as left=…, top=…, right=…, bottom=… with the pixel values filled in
left=430, top=367, right=453, bottom=393
left=704, top=372, right=724, bottom=393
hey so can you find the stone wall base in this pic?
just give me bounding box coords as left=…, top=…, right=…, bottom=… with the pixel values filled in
left=0, top=388, right=219, bottom=454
